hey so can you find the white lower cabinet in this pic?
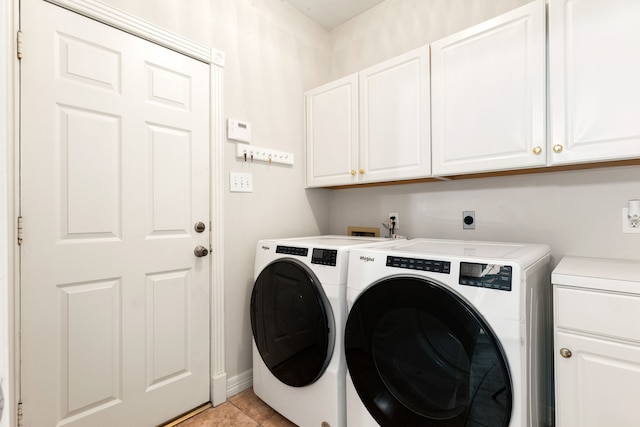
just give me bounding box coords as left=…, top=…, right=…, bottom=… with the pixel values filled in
left=431, top=0, right=546, bottom=175
left=548, top=0, right=640, bottom=164
left=553, top=257, right=640, bottom=427
left=555, top=331, right=640, bottom=427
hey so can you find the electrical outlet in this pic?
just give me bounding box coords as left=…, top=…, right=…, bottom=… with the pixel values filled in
left=622, top=207, right=640, bottom=233
left=463, top=211, right=475, bottom=230
left=388, top=212, right=399, bottom=230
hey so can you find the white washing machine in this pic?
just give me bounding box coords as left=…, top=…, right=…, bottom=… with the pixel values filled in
left=251, top=235, right=399, bottom=427
left=344, top=238, right=554, bottom=427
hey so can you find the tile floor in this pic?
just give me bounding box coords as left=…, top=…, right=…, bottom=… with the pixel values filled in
left=175, top=388, right=297, bottom=427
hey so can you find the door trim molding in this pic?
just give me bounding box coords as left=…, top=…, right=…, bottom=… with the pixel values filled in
left=4, top=1, right=20, bottom=426
left=209, top=52, right=227, bottom=407
left=44, top=0, right=224, bottom=65
left=20, top=0, right=228, bottom=408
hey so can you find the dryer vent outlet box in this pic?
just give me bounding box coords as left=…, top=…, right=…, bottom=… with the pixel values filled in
left=463, top=211, right=475, bottom=230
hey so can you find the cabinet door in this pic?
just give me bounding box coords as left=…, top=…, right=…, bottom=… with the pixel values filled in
left=359, top=46, right=430, bottom=184
left=555, top=331, right=640, bottom=427
left=549, top=0, right=640, bottom=164
left=305, top=74, right=358, bottom=187
left=431, top=0, right=546, bottom=175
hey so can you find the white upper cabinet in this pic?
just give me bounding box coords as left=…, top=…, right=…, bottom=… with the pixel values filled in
left=549, top=0, right=640, bottom=165
left=305, top=46, right=430, bottom=187
left=305, top=74, right=359, bottom=187
left=306, top=0, right=640, bottom=188
left=358, top=46, right=431, bottom=184
left=431, top=0, right=546, bottom=176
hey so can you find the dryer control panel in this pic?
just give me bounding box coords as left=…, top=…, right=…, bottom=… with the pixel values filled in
left=386, top=256, right=451, bottom=273
left=276, top=245, right=308, bottom=257
left=459, top=262, right=512, bottom=291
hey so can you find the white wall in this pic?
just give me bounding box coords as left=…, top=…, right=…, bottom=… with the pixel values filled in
left=97, top=0, right=214, bottom=45
left=210, top=0, right=332, bottom=381
left=329, top=167, right=640, bottom=265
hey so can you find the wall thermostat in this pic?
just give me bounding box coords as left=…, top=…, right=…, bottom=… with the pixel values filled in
left=227, top=119, right=252, bottom=143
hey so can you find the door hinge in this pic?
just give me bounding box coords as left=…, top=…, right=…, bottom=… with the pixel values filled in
left=17, top=401, right=24, bottom=426
left=17, top=31, right=23, bottom=60
left=17, top=216, right=23, bottom=245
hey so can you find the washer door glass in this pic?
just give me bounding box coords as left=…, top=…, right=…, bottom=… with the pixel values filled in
left=251, top=259, right=334, bottom=387
left=345, top=277, right=512, bottom=426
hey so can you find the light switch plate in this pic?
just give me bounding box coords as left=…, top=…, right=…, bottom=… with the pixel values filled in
left=230, top=172, right=253, bottom=193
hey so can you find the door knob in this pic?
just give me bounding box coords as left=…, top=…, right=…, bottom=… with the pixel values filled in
left=559, top=348, right=572, bottom=358
left=194, top=245, right=209, bottom=257
left=194, top=222, right=206, bottom=233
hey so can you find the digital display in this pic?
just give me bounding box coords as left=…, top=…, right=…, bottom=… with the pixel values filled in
left=459, top=262, right=512, bottom=292
left=239, top=123, right=247, bottom=129
left=460, top=262, right=483, bottom=277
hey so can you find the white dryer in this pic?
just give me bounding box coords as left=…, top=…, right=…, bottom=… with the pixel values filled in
left=251, top=235, right=398, bottom=427
left=344, top=238, right=554, bottom=427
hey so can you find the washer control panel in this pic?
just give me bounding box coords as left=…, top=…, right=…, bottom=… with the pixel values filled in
left=459, top=262, right=512, bottom=291
left=386, top=256, right=451, bottom=274
left=311, top=248, right=338, bottom=266
left=276, top=245, right=309, bottom=257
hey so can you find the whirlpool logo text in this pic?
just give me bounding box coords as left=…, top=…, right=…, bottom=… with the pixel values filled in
left=359, top=256, right=375, bottom=263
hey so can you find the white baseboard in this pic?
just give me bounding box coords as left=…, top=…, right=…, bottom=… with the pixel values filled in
left=225, top=369, right=253, bottom=398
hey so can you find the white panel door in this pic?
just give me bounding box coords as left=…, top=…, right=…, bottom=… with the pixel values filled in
left=549, top=0, right=640, bottom=164
left=359, top=46, right=431, bottom=184
left=305, top=74, right=359, bottom=187
left=555, top=331, right=640, bottom=427
left=431, top=0, right=546, bottom=175
left=20, top=1, right=210, bottom=426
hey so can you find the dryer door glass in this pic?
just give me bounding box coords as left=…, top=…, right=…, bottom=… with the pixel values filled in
left=251, top=259, right=334, bottom=387
left=345, top=277, right=512, bottom=426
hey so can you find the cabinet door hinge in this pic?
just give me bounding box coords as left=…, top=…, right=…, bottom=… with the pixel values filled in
left=17, top=31, right=23, bottom=60
left=17, top=216, right=23, bottom=245
left=17, top=401, right=24, bottom=426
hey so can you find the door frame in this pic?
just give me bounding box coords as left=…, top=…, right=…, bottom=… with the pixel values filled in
left=2, top=1, right=227, bottom=425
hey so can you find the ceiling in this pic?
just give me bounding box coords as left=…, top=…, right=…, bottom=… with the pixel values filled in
left=282, top=0, right=386, bottom=30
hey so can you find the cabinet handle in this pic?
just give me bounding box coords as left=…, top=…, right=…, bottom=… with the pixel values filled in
left=350, top=170, right=356, bottom=176
left=359, top=169, right=365, bottom=175
left=532, top=146, right=542, bottom=155
left=553, top=144, right=564, bottom=153
left=560, top=348, right=572, bottom=358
